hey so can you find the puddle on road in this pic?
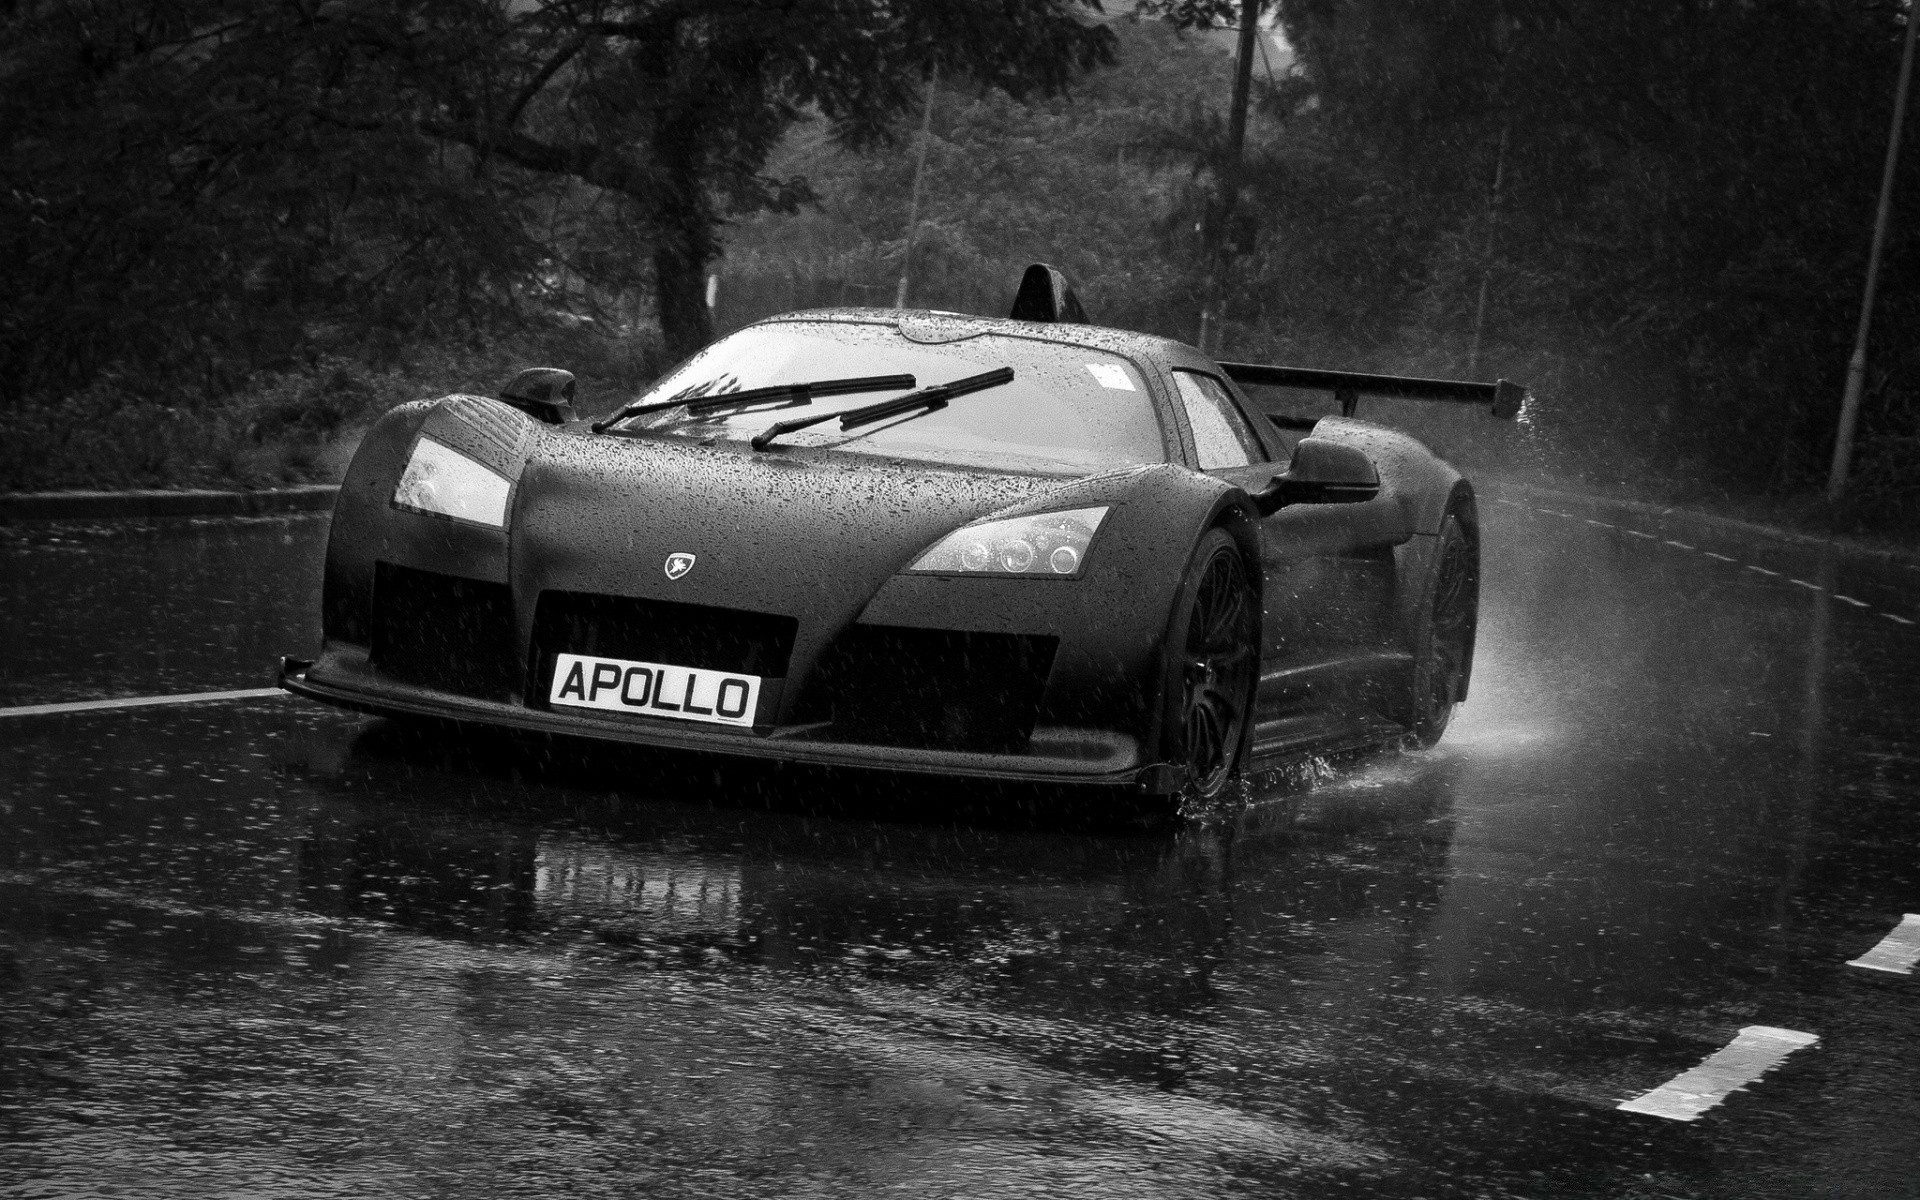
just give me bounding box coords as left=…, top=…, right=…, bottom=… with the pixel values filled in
left=8, top=691, right=1917, bottom=1198
left=0, top=514, right=328, bottom=707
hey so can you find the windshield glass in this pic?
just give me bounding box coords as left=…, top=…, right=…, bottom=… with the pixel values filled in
left=613, top=321, right=1168, bottom=473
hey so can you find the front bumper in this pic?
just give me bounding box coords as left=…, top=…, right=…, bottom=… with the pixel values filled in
left=279, top=650, right=1170, bottom=793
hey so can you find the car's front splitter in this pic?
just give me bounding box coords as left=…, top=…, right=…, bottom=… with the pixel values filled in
left=278, top=651, right=1168, bottom=793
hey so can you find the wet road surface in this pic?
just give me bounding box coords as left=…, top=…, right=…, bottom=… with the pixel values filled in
left=2, top=502, right=1918, bottom=1198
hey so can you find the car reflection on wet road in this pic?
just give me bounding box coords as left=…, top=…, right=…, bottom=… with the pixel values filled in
left=2, top=504, right=1918, bottom=1198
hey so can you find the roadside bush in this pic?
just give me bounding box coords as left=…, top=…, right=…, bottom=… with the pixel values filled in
left=0, top=322, right=662, bottom=492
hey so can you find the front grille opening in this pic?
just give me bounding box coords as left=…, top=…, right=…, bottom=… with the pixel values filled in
left=795, top=626, right=1057, bottom=753
left=528, top=591, right=798, bottom=712
left=369, top=562, right=520, bottom=701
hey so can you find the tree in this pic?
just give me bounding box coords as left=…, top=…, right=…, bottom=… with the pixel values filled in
left=451, top=0, right=1116, bottom=356
left=1137, top=0, right=1271, bottom=350
left=2, top=1, right=560, bottom=402
left=1272, top=0, right=1920, bottom=504
left=0, top=0, right=1117, bottom=405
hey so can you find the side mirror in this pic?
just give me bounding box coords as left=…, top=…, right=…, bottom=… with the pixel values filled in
left=1252, top=438, right=1380, bottom=516
left=500, top=367, right=577, bottom=424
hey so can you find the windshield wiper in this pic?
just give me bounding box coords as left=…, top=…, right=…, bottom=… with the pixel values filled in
left=591, top=373, right=915, bottom=434
left=750, top=367, right=1015, bottom=451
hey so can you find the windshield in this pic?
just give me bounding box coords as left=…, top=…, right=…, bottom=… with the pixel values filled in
left=612, top=321, right=1168, bottom=473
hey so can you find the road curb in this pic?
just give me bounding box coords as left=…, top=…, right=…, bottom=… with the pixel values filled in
left=0, top=485, right=339, bottom=522
left=1483, top=479, right=1920, bottom=568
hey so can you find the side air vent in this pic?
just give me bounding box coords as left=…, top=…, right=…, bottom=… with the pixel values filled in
left=369, top=562, right=520, bottom=701
left=796, top=625, right=1057, bottom=753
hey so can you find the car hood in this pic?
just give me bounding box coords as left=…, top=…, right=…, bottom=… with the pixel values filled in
left=509, top=434, right=1081, bottom=623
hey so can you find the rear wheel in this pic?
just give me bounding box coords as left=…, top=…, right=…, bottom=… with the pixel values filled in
left=1408, top=511, right=1477, bottom=748
left=1163, top=529, right=1260, bottom=809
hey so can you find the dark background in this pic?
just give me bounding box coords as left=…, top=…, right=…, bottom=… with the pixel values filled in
left=4, top=0, right=1916, bottom=532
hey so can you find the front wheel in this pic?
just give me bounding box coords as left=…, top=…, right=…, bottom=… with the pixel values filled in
left=1407, top=511, right=1478, bottom=748
left=1162, top=529, right=1260, bottom=808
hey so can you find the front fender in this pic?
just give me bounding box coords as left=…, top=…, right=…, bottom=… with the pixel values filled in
left=322, top=395, right=538, bottom=646
left=857, top=463, right=1253, bottom=746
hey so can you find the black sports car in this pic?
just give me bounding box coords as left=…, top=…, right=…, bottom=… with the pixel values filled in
left=280, top=265, right=1522, bottom=806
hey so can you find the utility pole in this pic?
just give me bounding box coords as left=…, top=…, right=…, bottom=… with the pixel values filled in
left=1827, top=5, right=1918, bottom=502
left=894, top=64, right=939, bottom=309
left=1199, top=0, right=1261, bottom=353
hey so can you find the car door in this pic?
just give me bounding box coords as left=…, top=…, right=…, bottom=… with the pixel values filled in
left=1167, top=369, right=1409, bottom=722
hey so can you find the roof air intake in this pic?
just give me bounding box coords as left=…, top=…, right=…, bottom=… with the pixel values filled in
left=1008, top=263, right=1088, bottom=324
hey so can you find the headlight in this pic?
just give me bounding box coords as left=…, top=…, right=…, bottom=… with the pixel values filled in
left=391, top=437, right=512, bottom=528
left=906, top=506, right=1109, bottom=578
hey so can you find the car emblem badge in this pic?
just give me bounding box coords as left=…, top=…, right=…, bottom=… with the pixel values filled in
left=664, top=552, right=696, bottom=580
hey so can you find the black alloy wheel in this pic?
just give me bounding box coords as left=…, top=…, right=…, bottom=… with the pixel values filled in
left=1167, top=529, right=1259, bottom=805
left=1409, top=511, right=1478, bottom=747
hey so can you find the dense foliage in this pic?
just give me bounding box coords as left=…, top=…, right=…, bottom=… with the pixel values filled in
left=0, top=0, right=1112, bottom=426
left=5, top=0, right=1915, bottom=526
left=722, top=4, right=1920, bottom=521
left=1265, top=0, right=1920, bottom=512
left=714, top=21, right=1238, bottom=338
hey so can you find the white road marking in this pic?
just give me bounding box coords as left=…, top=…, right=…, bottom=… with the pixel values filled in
left=1848, top=914, right=1920, bottom=975
left=1507, top=504, right=1919, bottom=631
left=0, top=688, right=286, bottom=719
left=1617, top=1026, right=1819, bottom=1122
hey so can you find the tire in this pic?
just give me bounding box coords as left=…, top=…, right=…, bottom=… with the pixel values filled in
left=1162, top=529, right=1260, bottom=809
left=1407, top=510, right=1478, bottom=748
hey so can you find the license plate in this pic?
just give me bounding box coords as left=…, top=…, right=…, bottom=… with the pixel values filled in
left=549, top=653, right=761, bottom=728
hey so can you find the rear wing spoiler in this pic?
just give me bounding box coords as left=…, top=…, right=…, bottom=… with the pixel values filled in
left=1220, top=362, right=1526, bottom=423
